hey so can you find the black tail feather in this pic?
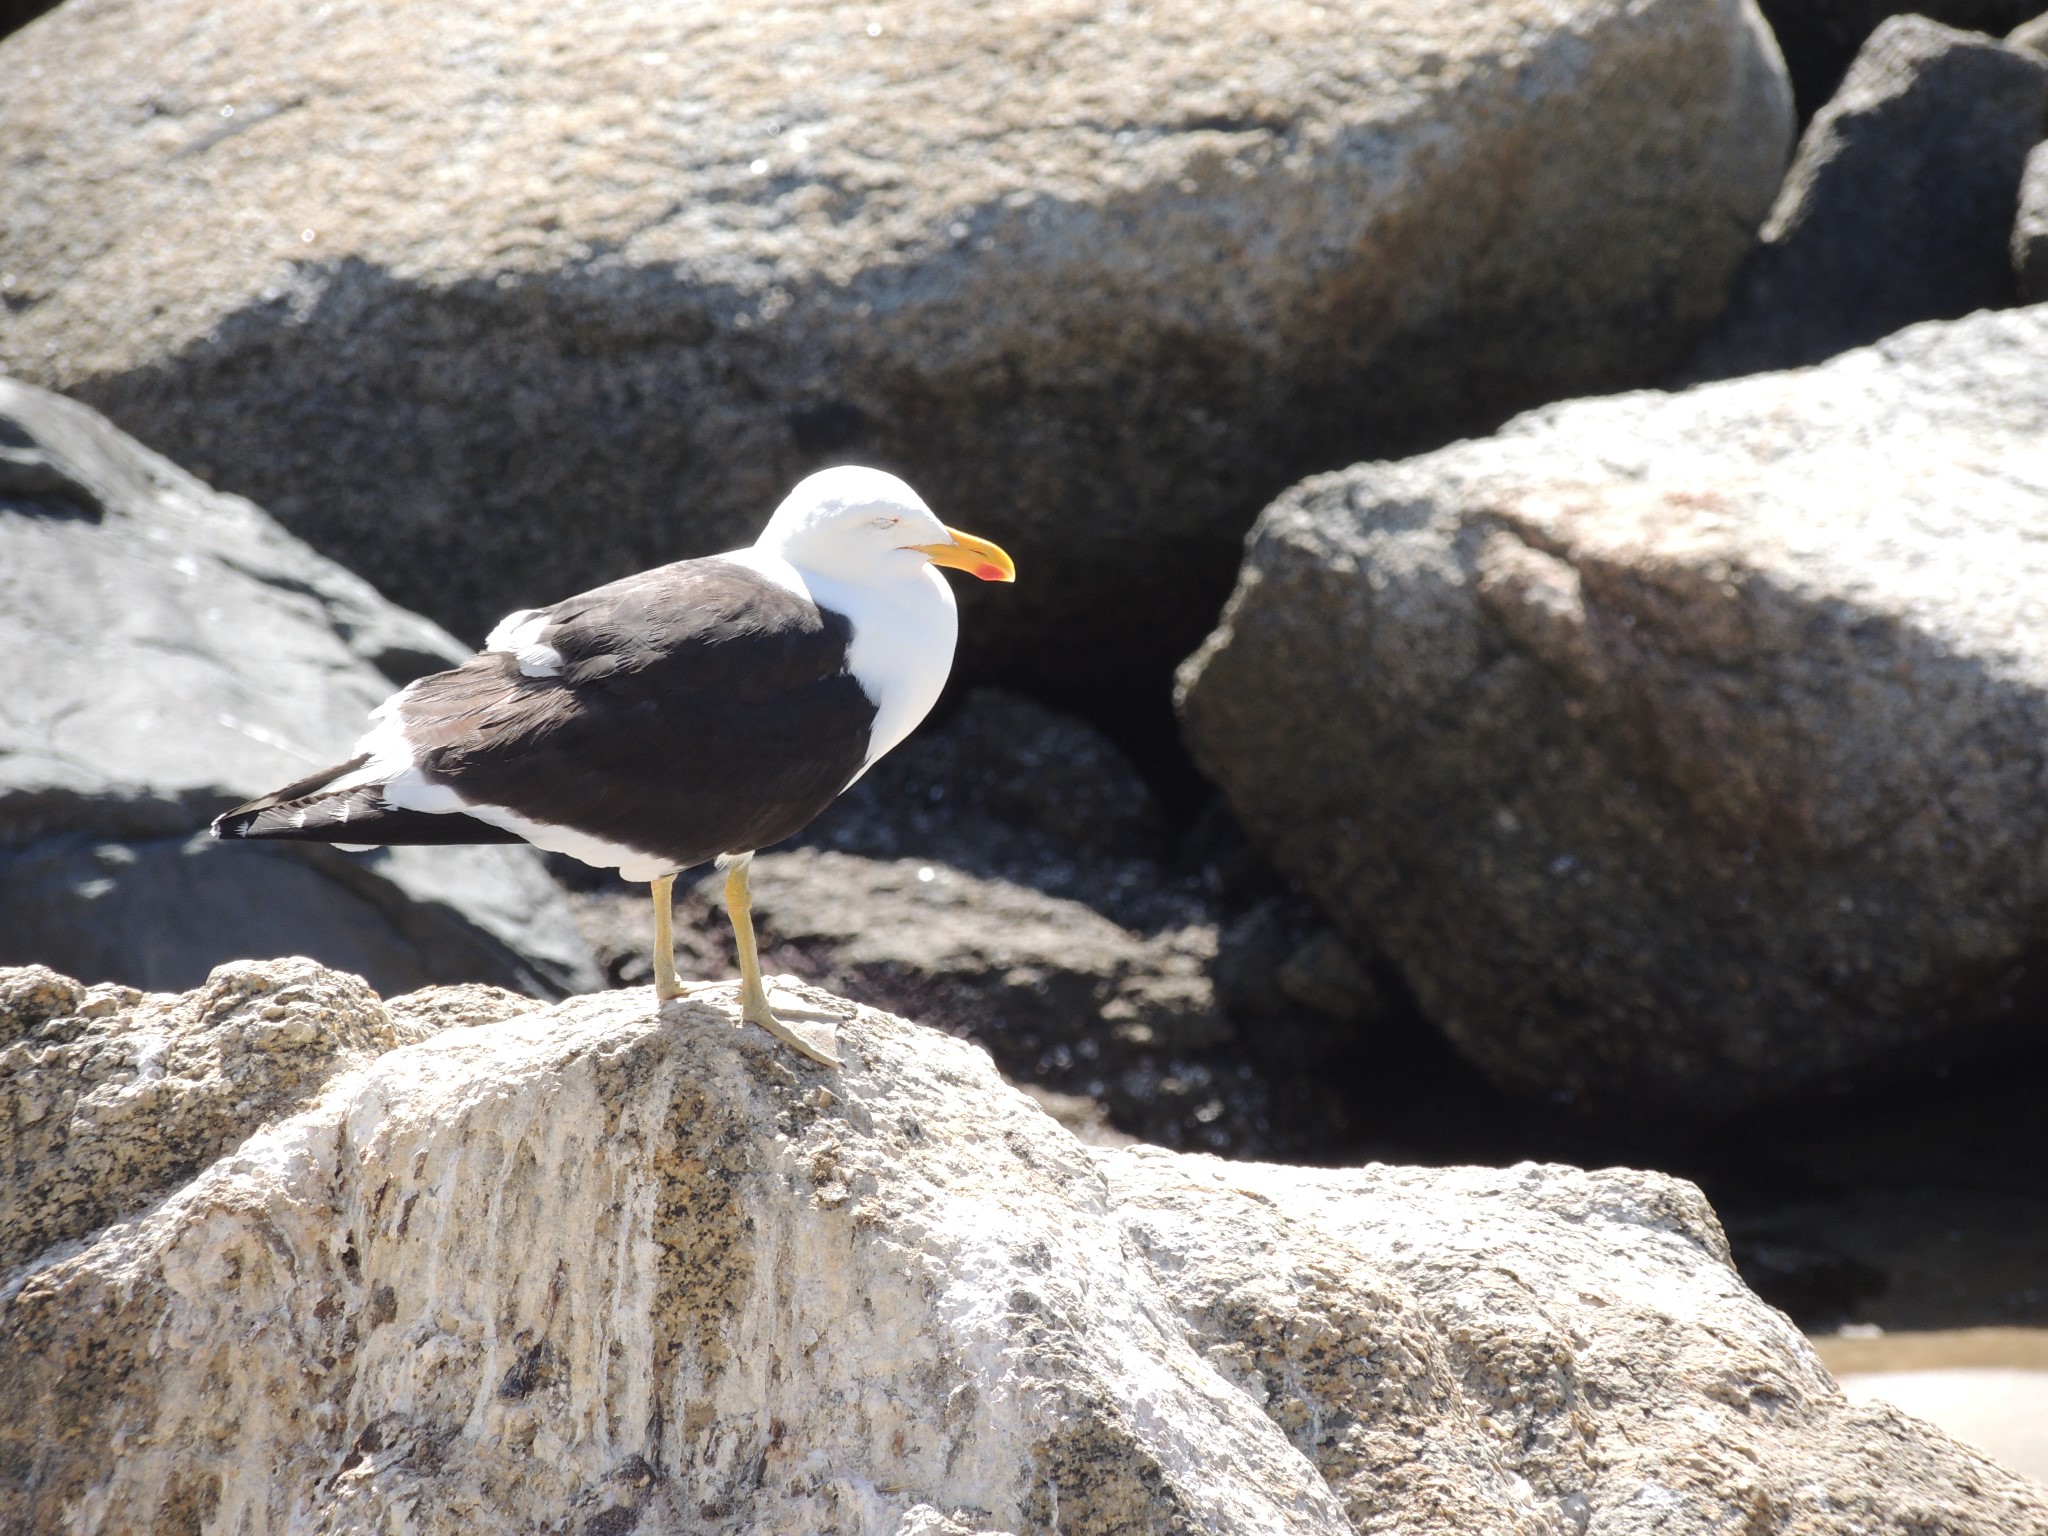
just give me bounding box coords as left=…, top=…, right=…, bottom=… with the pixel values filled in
left=211, top=753, right=525, bottom=847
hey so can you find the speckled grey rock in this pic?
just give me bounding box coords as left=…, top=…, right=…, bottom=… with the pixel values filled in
left=1680, top=16, right=2048, bottom=383
left=1179, top=306, right=2048, bottom=1117
left=2017, top=141, right=2048, bottom=301
left=803, top=689, right=1168, bottom=874
left=1108, top=1151, right=2048, bottom=1536
left=6, top=962, right=2040, bottom=1534
left=0, top=0, right=1791, bottom=707
left=0, top=379, right=599, bottom=997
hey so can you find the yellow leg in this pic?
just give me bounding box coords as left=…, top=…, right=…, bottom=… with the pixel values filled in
left=651, top=873, right=682, bottom=1001
left=723, top=856, right=839, bottom=1067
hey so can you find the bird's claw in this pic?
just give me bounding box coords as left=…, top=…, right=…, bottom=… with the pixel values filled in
left=742, top=993, right=842, bottom=1068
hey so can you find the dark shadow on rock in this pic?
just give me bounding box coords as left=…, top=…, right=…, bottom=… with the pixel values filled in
left=1179, top=323, right=2048, bottom=1128
left=1679, top=16, right=2048, bottom=383
left=1207, top=537, right=2048, bottom=1129
left=2017, top=141, right=2048, bottom=302
left=0, top=833, right=587, bottom=998
left=562, top=689, right=1396, bottom=1159
left=1754, top=0, right=2047, bottom=119
left=0, top=0, right=56, bottom=43
left=0, top=377, right=600, bottom=998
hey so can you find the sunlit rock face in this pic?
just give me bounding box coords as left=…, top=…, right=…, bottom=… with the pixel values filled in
left=0, top=0, right=1790, bottom=707
left=5, top=960, right=2042, bottom=1534
left=1180, top=305, right=2048, bottom=1119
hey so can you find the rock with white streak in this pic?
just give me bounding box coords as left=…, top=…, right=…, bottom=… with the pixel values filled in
left=4, top=960, right=2042, bottom=1533
left=0, top=0, right=1791, bottom=707
left=1179, top=306, right=2048, bottom=1117
left=0, top=968, right=1353, bottom=1536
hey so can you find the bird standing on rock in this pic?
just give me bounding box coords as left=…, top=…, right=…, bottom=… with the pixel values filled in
left=213, top=466, right=1015, bottom=1066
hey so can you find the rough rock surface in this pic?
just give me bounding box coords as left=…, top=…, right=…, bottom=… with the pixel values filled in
left=1108, top=1156, right=2048, bottom=1536
left=2018, top=141, right=2048, bottom=302
left=737, top=850, right=1232, bottom=1056
left=6, top=961, right=2043, bottom=1535
left=1680, top=15, right=2048, bottom=384
left=1179, top=306, right=2048, bottom=1118
left=1754, top=0, right=2046, bottom=114
left=569, top=691, right=1378, bottom=1155
left=810, top=688, right=1169, bottom=871
left=0, top=378, right=598, bottom=997
left=0, top=959, right=538, bottom=1270
left=0, top=0, right=1791, bottom=705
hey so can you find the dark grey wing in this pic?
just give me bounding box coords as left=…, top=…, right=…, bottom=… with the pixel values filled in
left=402, top=558, right=878, bottom=869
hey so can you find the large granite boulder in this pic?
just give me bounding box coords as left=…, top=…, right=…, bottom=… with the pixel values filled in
left=1179, top=306, right=2048, bottom=1119
left=0, top=379, right=598, bottom=997
left=5, top=959, right=2041, bottom=1534
left=0, top=0, right=1791, bottom=709
left=1679, top=15, right=2048, bottom=384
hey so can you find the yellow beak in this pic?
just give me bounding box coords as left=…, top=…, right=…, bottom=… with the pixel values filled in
left=907, top=526, right=1016, bottom=583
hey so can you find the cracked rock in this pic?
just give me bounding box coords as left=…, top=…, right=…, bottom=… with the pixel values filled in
left=0, top=957, right=539, bottom=1269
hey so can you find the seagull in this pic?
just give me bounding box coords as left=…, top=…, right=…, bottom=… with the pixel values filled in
left=212, top=466, right=1015, bottom=1066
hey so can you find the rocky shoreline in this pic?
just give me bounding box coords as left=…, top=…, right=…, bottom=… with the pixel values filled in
left=7, top=0, right=2048, bottom=1525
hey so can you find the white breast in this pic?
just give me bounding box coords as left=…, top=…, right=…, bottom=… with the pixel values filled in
left=798, top=560, right=958, bottom=779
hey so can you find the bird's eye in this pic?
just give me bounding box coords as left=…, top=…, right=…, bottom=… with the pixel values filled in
left=872, top=515, right=899, bottom=529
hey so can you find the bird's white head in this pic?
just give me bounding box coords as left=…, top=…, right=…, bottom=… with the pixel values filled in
left=756, top=465, right=1016, bottom=586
